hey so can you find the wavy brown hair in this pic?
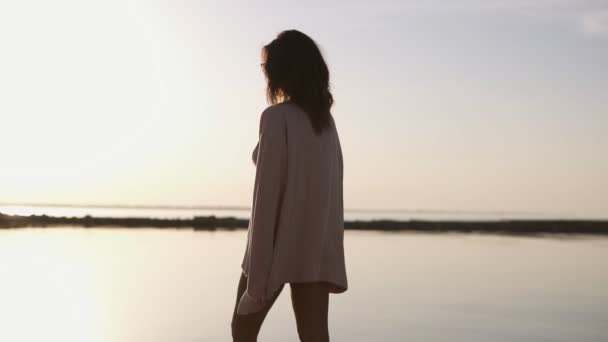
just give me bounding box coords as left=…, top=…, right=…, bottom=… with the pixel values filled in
left=262, top=30, right=334, bottom=134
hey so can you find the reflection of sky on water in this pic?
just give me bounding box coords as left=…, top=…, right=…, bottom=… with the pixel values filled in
left=0, top=229, right=607, bottom=341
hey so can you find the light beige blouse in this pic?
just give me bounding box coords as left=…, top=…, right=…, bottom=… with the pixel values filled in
left=237, top=102, right=347, bottom=315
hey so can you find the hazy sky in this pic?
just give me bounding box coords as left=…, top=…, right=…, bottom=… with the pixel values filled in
left=1, top=0, right=607, bottom=218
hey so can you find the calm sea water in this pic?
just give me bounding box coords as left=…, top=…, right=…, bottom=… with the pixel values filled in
left=0, top=228, right=606, bottom=342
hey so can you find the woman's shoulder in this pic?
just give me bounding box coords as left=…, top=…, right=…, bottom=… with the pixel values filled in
left=261, top=102, right=336, bottom=135
left=258, top=103, right=291, bottom=134
left=262, top=101, right=303, bottom=117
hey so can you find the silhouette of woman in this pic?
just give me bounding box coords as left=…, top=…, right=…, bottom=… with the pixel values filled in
left=231, top=30, right=347, bottom=342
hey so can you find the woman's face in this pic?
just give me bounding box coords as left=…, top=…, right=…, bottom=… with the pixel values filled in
left=260, top=48, right=269, bottom=78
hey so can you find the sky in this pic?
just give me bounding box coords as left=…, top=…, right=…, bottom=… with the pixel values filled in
left=0, top=0, right=607, bottom=218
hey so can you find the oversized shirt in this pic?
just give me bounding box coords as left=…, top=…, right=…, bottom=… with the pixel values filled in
left=237, top=102, right=347, bottom=315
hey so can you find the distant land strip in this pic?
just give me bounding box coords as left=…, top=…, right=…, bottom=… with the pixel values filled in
left=1, top=212, right=607, bottom=235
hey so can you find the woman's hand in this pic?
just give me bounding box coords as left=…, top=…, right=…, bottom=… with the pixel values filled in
left=236, top=290, right=267, bottom=315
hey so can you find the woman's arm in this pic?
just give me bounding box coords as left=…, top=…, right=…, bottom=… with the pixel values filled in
left=237, top=108, right=287, bottom=315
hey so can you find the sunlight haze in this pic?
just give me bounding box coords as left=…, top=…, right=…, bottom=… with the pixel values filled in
left=1, top=0, right=607, bottom=218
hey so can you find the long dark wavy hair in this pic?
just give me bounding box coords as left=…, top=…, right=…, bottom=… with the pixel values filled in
left=262, top=30, right=334, bottom=134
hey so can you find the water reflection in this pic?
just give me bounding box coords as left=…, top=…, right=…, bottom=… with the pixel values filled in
left=0, top=228, right=606, bottom=341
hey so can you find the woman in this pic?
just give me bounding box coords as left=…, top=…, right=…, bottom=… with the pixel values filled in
left=231, top=30, right=348, bottom=342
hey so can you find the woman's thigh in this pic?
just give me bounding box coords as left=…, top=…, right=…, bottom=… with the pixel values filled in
left=231, top=272, right=283, bottom=342
left=290, top=282, right=330, bottom=342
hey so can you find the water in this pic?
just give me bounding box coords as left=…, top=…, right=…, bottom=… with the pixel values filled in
left=0, top=228, right=607, bottom=342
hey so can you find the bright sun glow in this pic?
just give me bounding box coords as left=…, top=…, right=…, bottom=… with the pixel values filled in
left=0, top=0, right=222, bottom=206
left=0, top=230, right=103, bottom=342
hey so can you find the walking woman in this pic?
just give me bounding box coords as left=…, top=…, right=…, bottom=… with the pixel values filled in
left=231, top=30, right=348, bottom=342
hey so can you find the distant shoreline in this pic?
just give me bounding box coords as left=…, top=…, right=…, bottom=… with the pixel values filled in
left=1, top=212, right=607, bottom=235
left=0, top=201, right=563, bottom=217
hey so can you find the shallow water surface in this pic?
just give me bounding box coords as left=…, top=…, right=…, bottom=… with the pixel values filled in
left=0, top=228, right=607, bottom=341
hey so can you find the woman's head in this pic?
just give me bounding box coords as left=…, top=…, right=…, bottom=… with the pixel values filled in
left=262, top=30, right=334, bottom=134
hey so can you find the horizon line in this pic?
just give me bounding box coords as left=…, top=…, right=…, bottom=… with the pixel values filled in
left=0, top=201, right=564, bottom=217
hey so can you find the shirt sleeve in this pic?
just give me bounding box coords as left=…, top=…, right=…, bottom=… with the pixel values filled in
left=337, top=135, right=343, bottom=182
left=243, top=108, right=287, bottom=304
